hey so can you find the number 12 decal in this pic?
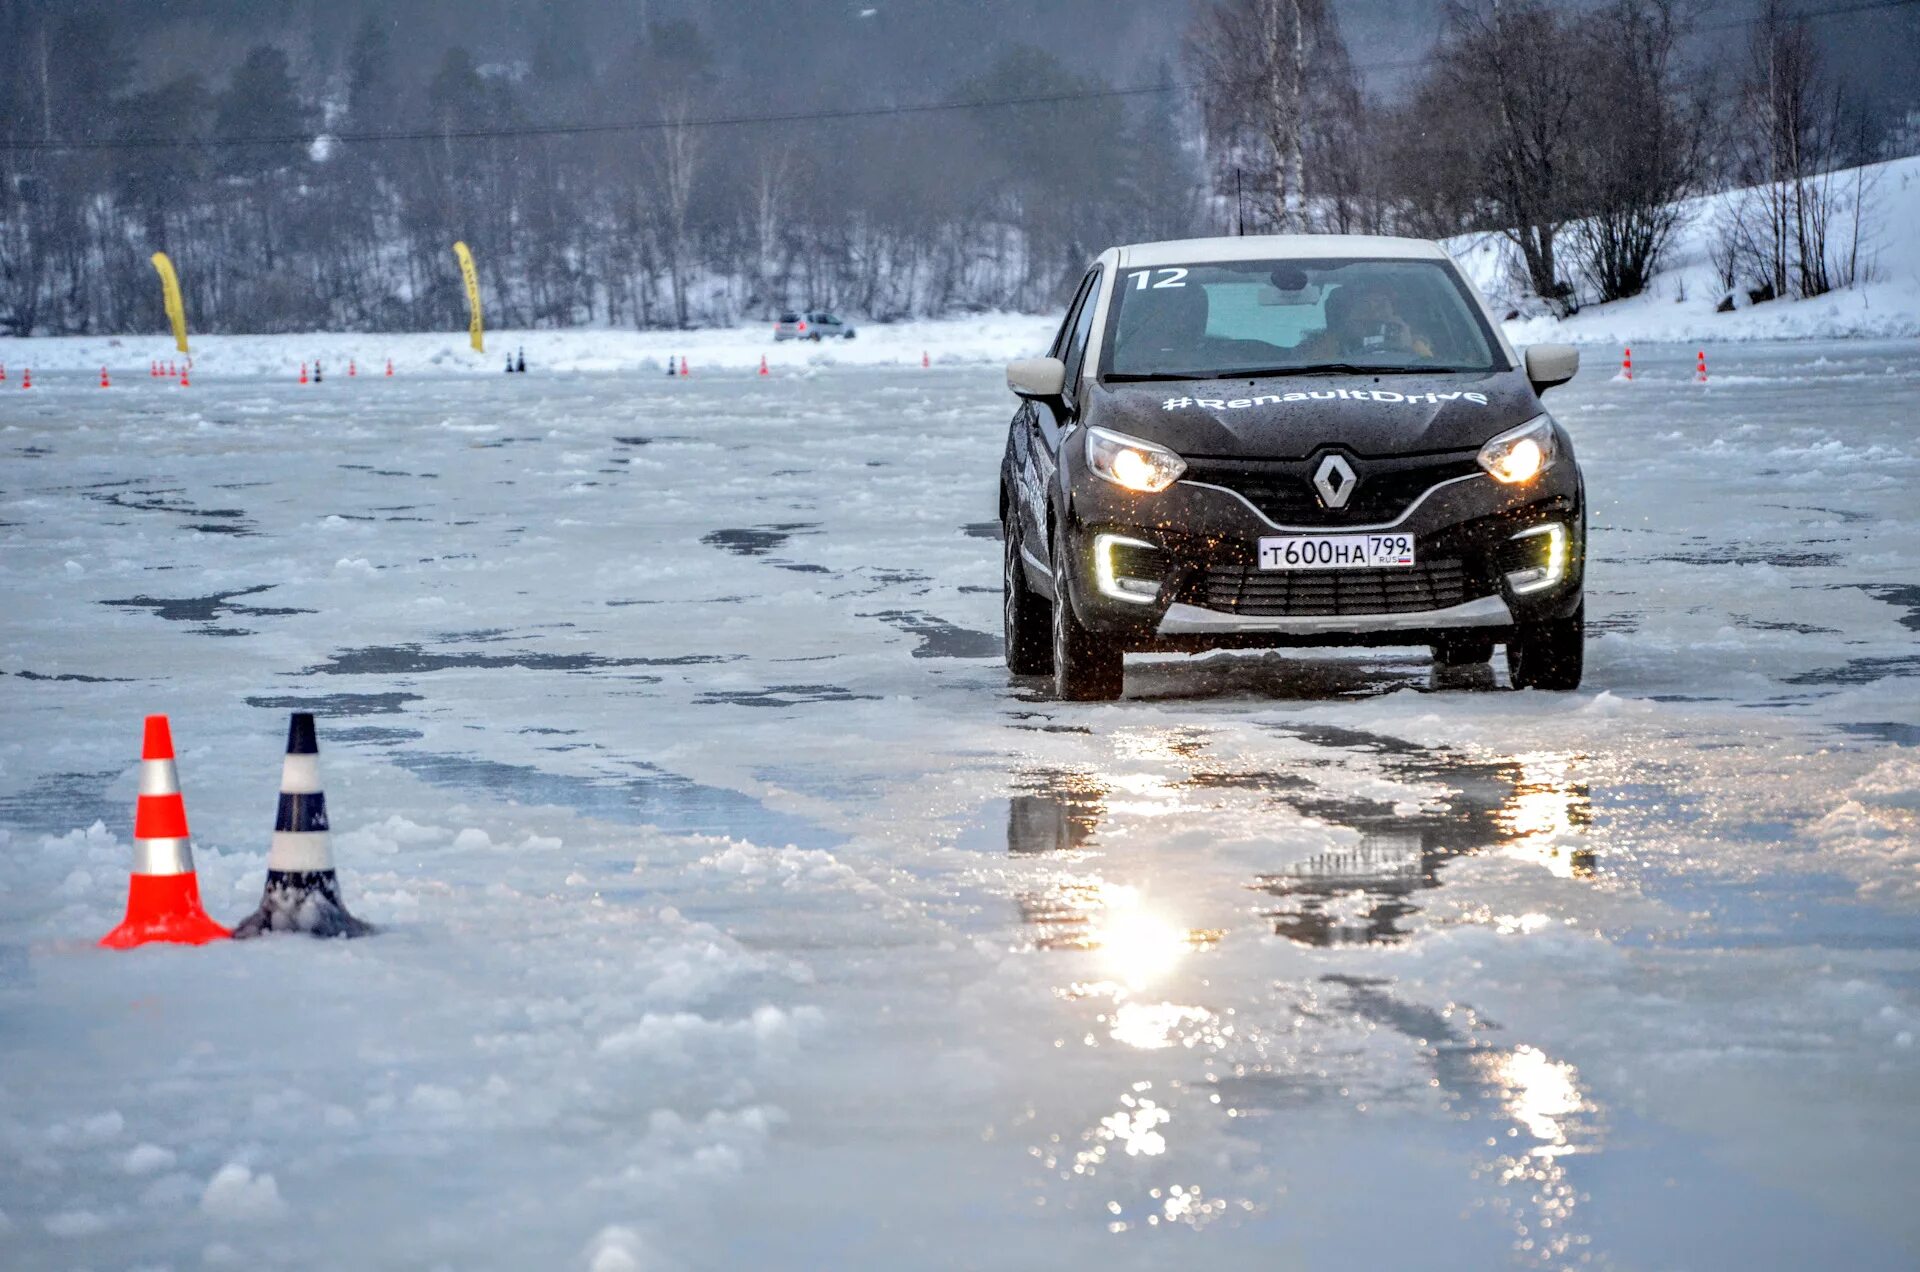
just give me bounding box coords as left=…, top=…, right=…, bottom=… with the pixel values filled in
left=1126, top=268, right=1189, bottom=290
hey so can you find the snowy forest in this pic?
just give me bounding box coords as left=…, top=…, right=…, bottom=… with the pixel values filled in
left=1, top=0, right=1913, bottom=336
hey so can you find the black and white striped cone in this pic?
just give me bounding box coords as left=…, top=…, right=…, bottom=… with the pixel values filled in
left=233, top=713, right=373, bottom=939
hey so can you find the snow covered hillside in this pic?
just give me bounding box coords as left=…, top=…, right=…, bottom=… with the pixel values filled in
left=1449, top=154, right=1920, bottom=345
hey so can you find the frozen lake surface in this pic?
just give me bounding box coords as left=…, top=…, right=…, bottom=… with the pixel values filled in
left=3, top=343, right=1918, bottom=1268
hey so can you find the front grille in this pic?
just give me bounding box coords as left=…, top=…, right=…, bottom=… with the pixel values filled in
left=1197, top=559, right=1471, bottom=616
left=1183, top=454, right=1481, bottom=526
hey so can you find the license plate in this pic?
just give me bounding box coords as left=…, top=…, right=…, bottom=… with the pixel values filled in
left=1258, top=533, right=1416, bottom=570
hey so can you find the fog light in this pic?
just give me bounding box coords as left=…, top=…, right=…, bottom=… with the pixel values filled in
left=1094, top=533, right=1160, bottom=604
left=1506, top=523, right=1568, bottom=594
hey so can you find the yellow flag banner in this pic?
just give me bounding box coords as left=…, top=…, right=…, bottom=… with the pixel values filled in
left=150, top=252, right=189, bottom=353
left=453, top=241, right=484, bottom=353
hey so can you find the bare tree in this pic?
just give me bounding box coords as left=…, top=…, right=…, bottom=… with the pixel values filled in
left=1187, top=0, right=1352, bottom=234
left=1566, top=0, right=1705, bottom=303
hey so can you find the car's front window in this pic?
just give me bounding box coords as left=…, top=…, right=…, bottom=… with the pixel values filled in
left=1100, top=257, right=1502, bottom=381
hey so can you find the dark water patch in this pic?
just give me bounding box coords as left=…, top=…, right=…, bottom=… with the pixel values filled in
left=695, top=684, right=880, bottom=708
left=0, top=768, right=124, bottom=837
left=390, top=750, right=835, bottom=849
left=1852, top=583, right=1920, bottom=632
left=1783, top=655, right=1920, bottom=686
left=776, top=563, right=831, bottom=574
left=1837, top=722, right=1920, bottom=746
left=103, top=584, right=312, bottom=625
left=11, top=669, right=137, bottom=683
left=769, top=468, right=809, bottom=477
left=861, top=610, right=1000, bottom=659
left=326, top=726, right=423, bottom=745
left=245, top=691, right=423, bottom=716
left=1652, top=550, right=1840, bottom=568
left=961, top=522, right=1002, bottom=540
left=13, top=445, right=52, bottom=458
left=329, top=513, right=378, bottom=521
left=302, top=645, right=723, bottom=675
left=1737, top=617, right=1839, bottom=634
left=613, top=436, right=654, bottom=446
left=1268, top=723, right=1427, bottom=756
left=385, top=515, right=430, bottom=522
left=703, top=523, right=819, bottom=557
left=84, top=486, right=256, bottom=535
left=518, top=726, right=577, bottom=735
left=1586, top=614, right=1641, bottom=634
left=958, top=585, right=997, bottom=595
left=863, top=568, right=930, bottom=587
left=1766, top=503, right=1874, bottom=524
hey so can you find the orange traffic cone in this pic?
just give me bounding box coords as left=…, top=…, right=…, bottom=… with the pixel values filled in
left=100, top=366, right=111, bottom=388
left=179, top=361, right=190, bottom=388
left=0, top=362, right=7, bottom=382
left=99, top=716, right=231, bottom=949
left=922, top=350, right=930, bottom=369
left=299, top=361, right=308, bottom=385
left=1696, top=349, right=1708, bottom=384
left=680, top=355, right=690, bottom=377
left=1621, top=347, right=1632, bottom=382
left=348, top=358, right=357, bottom=377
left=385, top=358, right=393, bottom=377
left=758, top=354, right=769, bottom=377
left=233, top=713, right=373, bottom=939
left=20, top=368, right=30, bottom=390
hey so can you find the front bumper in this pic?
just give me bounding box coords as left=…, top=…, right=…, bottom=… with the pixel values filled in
left=1058, top=446, right=1584, bottom=651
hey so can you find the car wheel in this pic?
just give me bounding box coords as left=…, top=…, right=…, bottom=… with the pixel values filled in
left=1507, top=604, right=1584, bottom=690
left=809, top=332, right=821, bottom=342
left=1003, top=520, right=1053, bottom=676
left=1050, top=523, right=1124, bottom=701
left=1433, top=633, right=1494, bottom=667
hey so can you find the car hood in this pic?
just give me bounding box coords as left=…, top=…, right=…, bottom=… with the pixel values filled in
left=1083, top=370, right=1539, bottom=460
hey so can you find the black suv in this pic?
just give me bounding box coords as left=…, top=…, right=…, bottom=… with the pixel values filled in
left=999, top=235, right=1585, bottom=701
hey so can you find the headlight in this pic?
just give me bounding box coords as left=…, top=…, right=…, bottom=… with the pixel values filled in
left=1086, top=426, right=1186, bottom=494
left=1478, top=415, right=1557, bottom=485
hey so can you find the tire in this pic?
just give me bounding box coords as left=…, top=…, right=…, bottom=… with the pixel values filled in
left=1433, top=633, right=1495, bottom=667
left=1507, top=604, right=1584, bottom=690
left=1051, top=524, right=1124, bottom=701
left=1003, top=519, right=1053, bottom=676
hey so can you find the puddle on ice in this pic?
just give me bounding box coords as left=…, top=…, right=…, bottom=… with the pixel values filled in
left=861, top=609, right=1000, bottom=659
left=0, top=768, right=126, bottom=837
left=960, top=521, right=1002, bottom=540
left=300, top=645, right=728, bottom=675
left=694, top=683, right=881, bottom=707
left=390, top=750, right=834, bottom=849
left=701, top=523, right=819, bottom=556
left=102, top=584, right=314, bottom=628
left=1851, top=582, right=1920, bottom=631
left=245, top=691, right=424, bottom=716
left=1784, top=654, right=1920, bottom=686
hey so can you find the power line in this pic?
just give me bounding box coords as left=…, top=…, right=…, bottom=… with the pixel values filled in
left=2, top=0, right=1911, bottom=156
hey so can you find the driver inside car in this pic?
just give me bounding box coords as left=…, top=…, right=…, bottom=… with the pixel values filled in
left=1300, top=278, right=1436, bottom=361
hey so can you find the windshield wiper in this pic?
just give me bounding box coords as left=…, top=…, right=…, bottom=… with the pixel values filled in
left=1217, top=363, right=1459, bottom=379
left=1104, top=371, right=1204, bottom=383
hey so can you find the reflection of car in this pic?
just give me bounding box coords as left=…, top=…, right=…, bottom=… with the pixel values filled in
left=773, top=310, right=857, bottom=341
left=999, top=234, right=1585, bottom=701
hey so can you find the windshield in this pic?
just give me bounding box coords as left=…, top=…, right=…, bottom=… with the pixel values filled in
left=1099, top=256, right=1502, bottom=381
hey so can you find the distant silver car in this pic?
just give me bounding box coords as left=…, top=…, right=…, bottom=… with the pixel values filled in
left=773, top=310, right=857, bottom=341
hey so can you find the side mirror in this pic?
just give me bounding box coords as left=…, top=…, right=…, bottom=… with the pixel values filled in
left=1524, top=344, right=1579, bottom=395
left=1007, top=356, right=1066, bottom=400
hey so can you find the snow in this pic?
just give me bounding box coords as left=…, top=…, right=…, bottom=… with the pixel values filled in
left=1450, top=154, right=1920, bottom=345
left=1, top=341, right=1918, bottom=1267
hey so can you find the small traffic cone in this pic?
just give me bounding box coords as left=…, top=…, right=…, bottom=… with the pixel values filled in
left=667, top=357, right=677, bottom=378
left=1696, top=349, right=1708, bottom=384
left=100, top=366, right=111, bottom=388
left=314, top=360, right=323, bottom=384
left=385, top=358, right=393, bottom=377
left=0, top=362, right=7, bottom=382
left=149, top=360, right=158, bottom=378
left=505, top=352, right=515, bottom=373
left=1620, top=347, right=1632, bottom=382
left=516, top=348, right=526, bottom=373
left=348, top=358, right=357, bottom=377
left=179, top=361, right=190, bottom=388
left=680, top=355, right=690, bottom=377
left=100, top=716, right=231, bottom=949
left=758, top=354, right=769, bottom=377
left=922, top=350, right=930, bottom=369
left=233, top=713, right=373, bottom=939
left=299, top=362, right=308, bottom=385
left=20, top=368, right=30, bottom=390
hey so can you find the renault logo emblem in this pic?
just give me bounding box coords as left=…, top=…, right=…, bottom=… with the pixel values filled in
left=1313, top=454, right=1357, bottom=509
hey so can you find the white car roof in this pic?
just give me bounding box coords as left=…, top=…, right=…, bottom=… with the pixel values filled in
left=1110, top=234, right=1448, bottom=268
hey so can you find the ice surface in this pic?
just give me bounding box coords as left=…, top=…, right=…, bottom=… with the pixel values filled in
left=1, top=343, right=1917, bottom=1268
